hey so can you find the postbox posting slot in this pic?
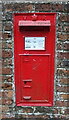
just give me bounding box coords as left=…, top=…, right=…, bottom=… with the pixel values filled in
left=18, top=20, right=51, bottom=26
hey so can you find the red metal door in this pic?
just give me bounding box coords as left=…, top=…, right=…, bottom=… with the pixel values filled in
left=14, top=13, right=56, bottom=106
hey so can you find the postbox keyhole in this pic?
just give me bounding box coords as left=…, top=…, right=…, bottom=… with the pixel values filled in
left=24, top=81, right=27, bottom=84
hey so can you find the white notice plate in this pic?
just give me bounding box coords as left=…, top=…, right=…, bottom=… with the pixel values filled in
left=25, top=37, right=45, bottom=50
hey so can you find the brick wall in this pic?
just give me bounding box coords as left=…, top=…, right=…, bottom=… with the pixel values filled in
left=0, top=1, right=69, bottom=120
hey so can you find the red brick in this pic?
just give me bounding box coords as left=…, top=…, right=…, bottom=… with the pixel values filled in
left=60, top=78, right=69, bottom=84
left=4, top=24, right=12, bottom=31
left=0, top=42, right=2, bottom=49
left=2, top=42, right=12, bottom=49
left=0, top=91, right=2, bottom=97
left=0, top=110, right=2, bottom=120
left=12, top=3, right=25, bottom=11
left=53, top=109, right=58, bottom=114
left=36, top=3, right=63, bottom=12
left=0, top=31, right=2, bottom=38
left=7, top=43, right=12, bottom=49
left=57, top=60, right=63, bottom=67
left=57, top=25, right=62, bottom=32
left=57, top=43, right=63, bottom=50
left=23, top=108, right=33, bottom=113
left=2, top=76, right=12, bottom=82
left=63, top=60, right=69, bottom=67
left=4, top=3, right=13, bottom=12
left=58, top=25, right=69, bottom=32
left=0, top=66, right=2, bottom=74
left=2, top=59, right=12, bottom=66
left=64, top=26, right=69, bottom=32
left=2, top=50, right=13, bottom=58
left=3, top=33, right=12, bottom=39
left=0, top=49, right=2, bottom=58
left=5, top=8, right=13, bottom=12
left=65, top=109, right=69, bottom=114
left=2, top=42, right=7, bottom=49
left=2, top=90, right=13, bottom=98
left=0, top=22, right=2, bottom=30
left=54, top=4, right=64, bottom=11
left=0, top=76, right=2, bottom=82
left=56, top=86, right=69, bottom=92
left=58, top=33, right=68, bottom=40
left=0, top=99, right=2, bottom=104
left=2, top=105, right=9, bottom=112
left=13, top=3, right=34, bottom=11
left=55, top=101, right=69, bottom=107
left=2, top=83, right=12, bottom=90
left=25, top=4, right=34, bottom=11
left=0, top=105, right=2, bottom=112
left=64, top=4, right=69, bottom=12
left=0, top=59, right=2, bottom=66
left=57, top=52, right=69, bottom=59
left=63, top=43, right=69, bottom=50
left=57, top=69, right=69, bottom=76
left=60, top=94, right=69, bottom=100
left=59, top=14, right=69, bottom=22
left=35, top=3, right=53, bottom=11
left=2, top=67, right=12, bottom=75
left=2, top=99, right=13, bottom=105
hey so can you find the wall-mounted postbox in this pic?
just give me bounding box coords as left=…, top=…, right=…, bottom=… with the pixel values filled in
left=14, top=13, right=56, bottom=106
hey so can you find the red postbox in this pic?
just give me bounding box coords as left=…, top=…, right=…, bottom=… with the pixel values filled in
left=14, top=13, right=56, bottom=106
